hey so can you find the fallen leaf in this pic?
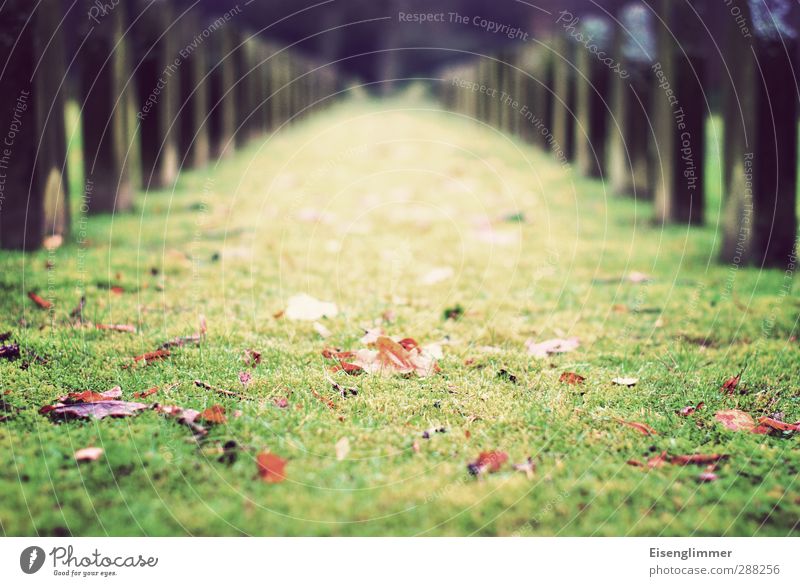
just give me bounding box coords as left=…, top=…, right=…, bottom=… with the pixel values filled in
left=678, top=402, right=704, bottom=417
left=627, top=271, right=651, bottom=283
left=526, top=337, right=579, bottom=358
left=197, top=404, right=227, bottom=424
left=256, top=452, right=287, bottom=483
left=238, top=371, right=252, bottom=387
left=134, top=387, right=159, bottom=399
left=331, top=335, right=440, bottom=378
left=28, top=291, right=52, bottom=309
left=273, top=397, right=289, bottom=408
left=74, top=447, right=104, bottom=462
left=59, top=386, right=122, bottom=404
left=612, top=377, right=638, bottom=387
left=443, top=305, right=464, bottom=321
left=155, top=404, right=206, bottom=436
left=0, top=343, right=20, bottom=361
left=96, top=324, right=136, bottom=333
left=335, top=437, right=350, bottom=461
left=559, top=372, right=585, bottom=385
left=615, top=418, right=658, bottom=436
left=243, top=349, right=262, bottom=367
left=722, top=373, right=742, bottom=395
left=131, top=349, right=170, bottom=365
left=0, top=332, right=10, bottom=342
left=715, top=409, right=756, bottom=432
left=757, top=417, right=800, bottom=433
left=697, top=465, right=719, bottom=483
left=285, top=294, right=338, bottom=321
left=45, top=401, right=148, bottom=420
left=467, top=451, right=508, bottom=476
left=669, top=453, right=728, bottom=466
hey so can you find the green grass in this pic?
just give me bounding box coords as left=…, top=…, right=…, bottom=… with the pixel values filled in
left=0, top=95, right=798, bottom=537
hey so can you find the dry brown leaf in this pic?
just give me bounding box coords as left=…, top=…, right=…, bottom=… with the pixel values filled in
left=256, top=452, right=287, bottom=483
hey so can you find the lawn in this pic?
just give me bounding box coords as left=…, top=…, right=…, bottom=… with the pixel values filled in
left=0, top=93, right=798, bottom=536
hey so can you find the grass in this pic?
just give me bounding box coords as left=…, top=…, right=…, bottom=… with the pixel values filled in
left=0, top=93, right=798, bottom=537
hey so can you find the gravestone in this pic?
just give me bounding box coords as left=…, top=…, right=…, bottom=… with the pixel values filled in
left=720, top=0, right=799, bottom=267
left=0, top=0, right=70, bottom=249
left=652, top=0, right=706, bottom=224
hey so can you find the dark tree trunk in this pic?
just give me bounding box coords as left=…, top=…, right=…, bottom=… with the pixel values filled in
left=0, top=0, right=70, bottom=249
left=177, top=11, right=210, bottom=169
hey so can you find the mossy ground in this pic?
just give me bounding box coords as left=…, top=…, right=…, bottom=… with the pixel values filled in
left=0, top=94, right=798, bottom=536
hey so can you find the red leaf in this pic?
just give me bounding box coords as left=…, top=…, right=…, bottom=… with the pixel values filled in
left=132, top=349, right=170, bottom=365
left=28, top=291, right=52, bottom=309
left=669, top=453, right=728, bottom=466
left=678, top=402, right=704, bottom=416
left=722, top=374, right=741, bottom=395
left=615, top=418, right=658, bottom=436
left=559, top=372, right=585, bottom=385
left=243, top=349, right=262, bottom=367
left=757, top=417, right=800, bottom=433
left=467, top=451, right=508, bottom=475
left=134, top=387, right=159, bottom=399
left=197, top=404, right=227, bottom=424
left=256, top=452, right=287, bottom=483
left=715, top=409, right=756, bottom=431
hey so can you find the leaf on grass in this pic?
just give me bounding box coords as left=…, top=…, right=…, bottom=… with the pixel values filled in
left=74, top=447, right=104, bottom=462
left=0, top=331, right=11, bottom=342
left=273, top=397, right=289, bottom=408
left=559, top=372, right=585, bottom=385
left=328, top=336, right=440, bottom=378
left=155, top=404, right=207, bottom=437
left=58, top=386, right=122, bottom=404
left=678, top=402, right=704, bottom=417
left=28, top=291, right=52, bottom=309
left=0, top=343, right=20, bottom=361
left=526, top=337, right=579, bottom=358
left=134, top=387, right=158, bottom=399
left=243, top=349, right=262, bottom=367
left=323, top=371, right=358, bottom=398
left=612, top=377, right=638, bottom=387
left=615, top=418, right=657, bottom=436
left=669, top=453, right=728, bottom=466
left=238, top=371, right=252, bottom=387
left=45, top=400, right=148, bottom=420
left=757, top=417, right=800, bottom=433
left=722, top=373, right=742, bottom=394
left=715, top=409, right=756, bottom=432
left=335, top=437, right=350, bottom=461
left=131, top=349, right=170, bottom=366
left=197, top=405, right=227, bottom=425
left=96, top=324, right=136, bottom=333
left=443, top=305, right=464, bottom=321
left=626, top=271, right=651, bottom=284
left=256, top=452, right=287, bottom=483
left=467, top=451, right=508, bottom=476
left=284, top=294, right=338, bottom=321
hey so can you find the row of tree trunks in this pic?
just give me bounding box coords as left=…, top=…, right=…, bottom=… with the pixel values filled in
left=0, top=0, right=70, bottom=249
left=0, top=1, right=343, bottom=250
left=438, top=1, right=798, bottom=268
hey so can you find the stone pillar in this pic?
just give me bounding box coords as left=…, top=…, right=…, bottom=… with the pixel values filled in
left=606, top=3, right=656, bottom=199
left=651, top=0, right=706, bottom=224
left=208, top=18, right=236, bottom=159
left=573, top=17, right=612, bottom=178
left=132, top=0, right=180, bottom=189
left=720, top=0, right=799, bottom=267
left=177, top=11, right=210, bottom=169
left=0, top=0, right=70, bottom=249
